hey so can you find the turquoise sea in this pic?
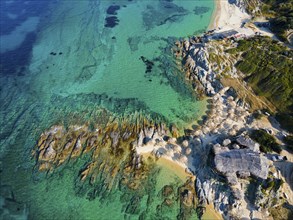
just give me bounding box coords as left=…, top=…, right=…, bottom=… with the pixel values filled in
left=0, top=0, right=214, bottom=219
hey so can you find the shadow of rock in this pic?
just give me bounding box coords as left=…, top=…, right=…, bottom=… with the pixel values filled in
left=274, top=161, right=293, bottom=191
left=207, top=99, right=213, bottom=104
left=206, top=104, right=213, bottom=109
left=192, top=125, right=199, bottom=130
left=197, top=120, right=204, bottom=126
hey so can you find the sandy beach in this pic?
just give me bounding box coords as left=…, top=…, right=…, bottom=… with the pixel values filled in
left=137, top=144, right=190, bottom=170
left=143, top=153, right=192, bottom=181
left=209, top=0, right=251, bottom=31
left=209, top=0, right=221, bottom=30
left=142, top=153, right=223, bottom=220
left=160, top=156, right=223, bottom=220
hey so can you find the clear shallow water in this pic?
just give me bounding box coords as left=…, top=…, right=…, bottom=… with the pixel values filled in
left=9, top=0, right=212, bottom=126
left=0, top=0, right=213, bottom=219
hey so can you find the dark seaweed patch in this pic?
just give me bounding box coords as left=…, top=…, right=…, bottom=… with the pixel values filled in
left=105, top=4, right=121, bottom=28
left=106, top=5, right=120, bottom=15
left=193, top=6, right=210, bottom=15
left=158, top=14, right=187, bottom=26
left=164, top=4, right=173, bottom=9
left=105, top=16, right=119, bottom=28
left=140, top=56, right=154, bottom=74
left=142, top=1, right=188, bottom=30
left=49, top=52, right=63, bottom=56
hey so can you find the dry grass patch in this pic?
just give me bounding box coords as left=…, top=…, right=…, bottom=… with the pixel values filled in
left=221, top=77, right=276, bottom=112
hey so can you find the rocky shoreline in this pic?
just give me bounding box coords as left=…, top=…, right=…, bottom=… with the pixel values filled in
left=29, top=1, right=293, bottom=219
left=30, top=36, right=292, bottom=220
left=174, top=37, right=223, bottom=97
left=164, top=2, right=292, bottom=217
left=32, top=110, right=209, bottom=219
left=31, top=25, right=292, bottom=220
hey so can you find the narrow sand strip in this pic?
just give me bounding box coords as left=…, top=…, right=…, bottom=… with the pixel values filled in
left=209, top=0, right=251, bottom=32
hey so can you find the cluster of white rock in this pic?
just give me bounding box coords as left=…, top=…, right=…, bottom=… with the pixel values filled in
left=196, top=178, right=231, bottom=214
left=194, top=135, right=269, bottom=218
left=183, top=40, right=222, bottom=96
left=228, top=0, right=247, bottom=12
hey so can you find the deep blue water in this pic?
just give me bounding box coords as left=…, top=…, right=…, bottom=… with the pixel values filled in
left=0, top=1, right=50, bottom=75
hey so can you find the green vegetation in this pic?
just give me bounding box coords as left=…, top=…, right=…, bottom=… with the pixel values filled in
left=252, top=111, right=264, bottom=120
left=260, top=0, right=293, bottom=43
left=250, top=129, right=282, bottom=153
left=245, top=178, right=259, bottom=205
left=275, top=113, right=293, bottom=133
left=228, top=36, right=293, bottom=132
left=244, top=0, right=261, bottom=15
left=261, top=178, right=284, bottom=193
left=269, top=204, right=293, bottom=220
left=283, top=135, right=293, bottom=152
left=236, top=38, right=292, bottom=113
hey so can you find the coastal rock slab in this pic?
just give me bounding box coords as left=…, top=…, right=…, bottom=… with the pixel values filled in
left=236, top=136, right=260, bottom=152
left=214, top=148, right=269, bottom=180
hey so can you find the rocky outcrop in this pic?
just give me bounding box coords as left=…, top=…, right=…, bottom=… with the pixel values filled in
left=195, top=177, right=233, bottom=216
left=214, top=147, right=269, bottom=181
left=254, top=178, right=285, bottom=210
left=32, top=115, right=170, bottom=192
left=229, top=0, right=260, bottom=14
left=229, top=0, right=246, bottom=12
left=177, top=178, right=199, bottom=219
left=236, top=135, right=260, bottom=152
left=174, top=38, right=223, bottom=96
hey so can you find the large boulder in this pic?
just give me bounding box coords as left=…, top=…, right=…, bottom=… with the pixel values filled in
left=214, top=149, right=269, bottom=180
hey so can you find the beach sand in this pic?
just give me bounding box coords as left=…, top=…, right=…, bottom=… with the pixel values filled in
left=209, top=0, right=221, bottom=30
left=209, top=0, right=251, bottom=31
left=142, top=153, right=223, bottom=220
left=202, top=204, right=223, bottom=220
left=155, top=156, right=192, bottom=181
left=141, top=152, right=190, bottom=180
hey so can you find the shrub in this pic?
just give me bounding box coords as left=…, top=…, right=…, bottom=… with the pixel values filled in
left=276, top=113, right=293, bottom=133
left=284, top=135, right=293, bottom=152
left=261, top=0, right=293, bottom=43
left=250, top=129, right=282, bottom=153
